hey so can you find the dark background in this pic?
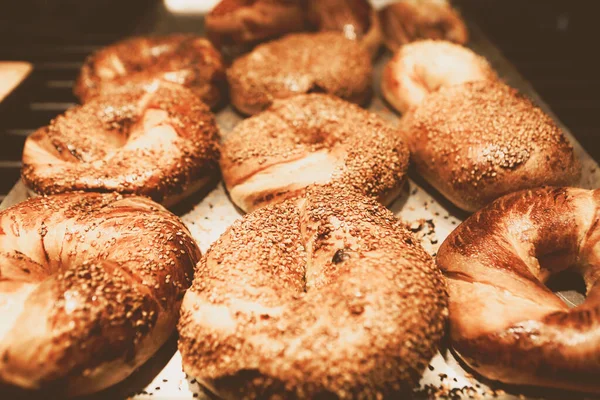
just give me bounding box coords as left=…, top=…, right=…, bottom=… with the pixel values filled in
left=0, top=0, right=598, bottom=202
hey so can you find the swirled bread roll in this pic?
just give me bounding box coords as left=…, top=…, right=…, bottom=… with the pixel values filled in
left=0, top=192, right=200, bottom=397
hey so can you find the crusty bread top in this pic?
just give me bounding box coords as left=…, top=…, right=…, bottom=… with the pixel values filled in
left=23, top=83, right=220, bottom=205
left=75, top=34, right=227, bottom=109
left=227, top=32, right=372, bottom=115
left=179, top=185, right=447, bottom=398
left=401, top=80, right=581, bottom=211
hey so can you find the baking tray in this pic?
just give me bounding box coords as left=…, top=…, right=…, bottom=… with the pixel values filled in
left=2, top=18, right=599, bottom=400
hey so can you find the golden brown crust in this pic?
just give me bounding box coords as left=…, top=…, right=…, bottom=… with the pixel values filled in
left=205, top=0, right=307, bottom=54
left=306, top=0, right=382, bottom=58
left=226, top=32, right=373, bottom=115
left=205, top=0, right=381, bottom=59
left=437, top=187, right=600, bottom=393
left=0, top=192, right=200, bottom=397
left=220, top=94, right=410, bottom=212
left=401, top=80, right=581, bottom=211
left=379, top=0, right=469, bottom=52
left=381, top=40, right=497, bottom=114
left=22, top=83, right=220, bottom=206
left=178, top=185, right=448, bottom=399
left=74, top=34, right=227, bottom=109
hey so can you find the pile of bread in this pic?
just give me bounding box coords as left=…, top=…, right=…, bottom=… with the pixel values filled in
left=2, top=0, right=598, bottom=398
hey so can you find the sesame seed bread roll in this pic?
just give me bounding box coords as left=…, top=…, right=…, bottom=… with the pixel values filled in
left=306, top=0, right=382, bottom=58
left=401, top=80, right=581, bottom=212
left=220, top=94, right=410, bottom=212
left=22, top=82, right=220, bottom=207
left=226, top=32, right=373, bottom=116
left=382, top=40, right=497, bottom=114
left=75, top=34, right=227, bottom=110
left=0, top=193, right=200, bottom=397
left=379, top=0, right=468, bottom=52
left=179, top=185, right=448, bottom=399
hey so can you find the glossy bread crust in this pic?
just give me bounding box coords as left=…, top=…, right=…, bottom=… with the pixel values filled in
left=226, top=32, right=373, bottom=115
left=379, top=0, right=468, bottom=52
left=205, top=0, right=307, bottom=52
left=0, top=192, right=200, bottom=397
left=206, top=0, right=381, bottom=58
left=437, top=187, right=600, bottom=393
left=306, top=0, right=382, bottom=57
left=74, top=34, right=227, bottom=109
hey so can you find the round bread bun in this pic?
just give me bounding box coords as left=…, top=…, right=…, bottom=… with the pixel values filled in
left=437, top=187, right=600, bottom=394
left=220, top=93, right=410, bottom=212
left=0, top=192, right=200, bottom=397
left=74, top=34, right=227, bottom=109
left=226, top=32, right=373, bottom=115
left=306, top=0, right=382, bottom=58
left=22, top=82, right=220, bottom=207
left=382, top=40, right=497, bottom=114
left=205, top=0, right=307, bottom=56
left=401, top=80, right=581, bottom=212
left=178, top=184, right=448, bottom=399
left=379, top=0, right=468, bottom=52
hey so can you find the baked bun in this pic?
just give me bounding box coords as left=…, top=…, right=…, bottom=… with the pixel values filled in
left=179, top=185, right=448, bottom=399
left=401, top=80, right=581, bottom=212
left=0, top=192, right=200, bottom=397
left=437, top=187, right=600, bottom=393
left=307, top=0, right=382, bottom=57
left=22, top=82, right=220, bottom=207
left=205, top=0, right=306, bottom=56
left=220, top=93, right=410, bottom=212
left=382, top=40, right=496, bottom=113
left=379, top=0, right=468, bottom=52
left=226, top=32, right=372, bottom=115
left=74, top=34, right=227, bottom=109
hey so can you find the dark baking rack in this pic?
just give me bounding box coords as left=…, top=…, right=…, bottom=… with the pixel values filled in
left=1, top=0, right=598, bottom=203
